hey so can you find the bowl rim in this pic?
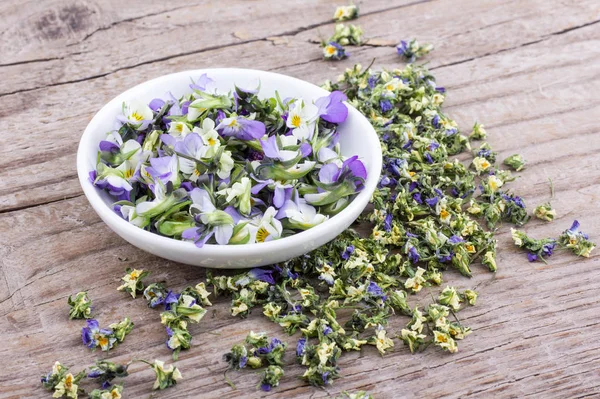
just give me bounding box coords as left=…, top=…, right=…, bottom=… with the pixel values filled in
left=77, top=68, right=382, bottom=260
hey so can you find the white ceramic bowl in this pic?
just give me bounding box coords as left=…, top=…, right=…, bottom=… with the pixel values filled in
left=77, top=68, right=382, bottom=268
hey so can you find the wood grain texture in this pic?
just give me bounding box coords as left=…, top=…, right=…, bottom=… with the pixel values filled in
left=1, top=0, right=600, bottom=398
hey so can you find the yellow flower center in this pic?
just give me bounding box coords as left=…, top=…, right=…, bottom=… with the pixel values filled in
left=228, top=119, right=239, bottom=128
left=208, top=137, right=217, bottom=146
left=326, top=46, right=336, bottom=55
left=291, top=114, right=302, bottom=127
left=335, top=9, right=344, bottom=18
left=440, top=209, right=449, bottom=219
left=386, top=84, right=394, bottom=91
left=97, top=335, right=109, bottom=348
left=130, top=270, right=140, bottom=279
left=124, top=168, right=134, bottom=179
left=256, top=227, right=270, bottom=243
left=64, top=374, right=73, bottom=388
left=437, top=334, right=448, bottom=343
left=130, top=112, right=144, bottom=121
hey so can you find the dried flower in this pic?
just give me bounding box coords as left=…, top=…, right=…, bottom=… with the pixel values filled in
left=87, top=360, right=128, bottom=389
left=117, top=268, right=149, bottom=298
left=41, top=362, right=86, bottom=399
left=396, top=39, right=433, bottom=62
left=503, top=154, right=526, bottom=171
left=67, top=291, right=93, bottom=319
left=260, top=365, right=284, bottom=391
left=89, top=384, right=123, bottom=399
left=150, top=360, right=182, bottom=390
left=327, top=23, right=363, bottom=46
left=333, top=4, right=359, bottom=21
left=81, top=318, right=133, bottom=351
left=368, top=325, right=394, bottom=355
left=533, top=203, right=556, bottom=222
left=511, top=228, right=556, bottom=262
left=323, top=41, right=348, bottom=60
left=558, top=220, right=596, bottom=257
left=470, top=122, right=487, bottom=140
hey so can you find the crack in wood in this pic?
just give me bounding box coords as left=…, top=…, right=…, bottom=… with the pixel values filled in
left=71, top=1, right=206, bottom=45
left=0, top=193, right=83, bottom=214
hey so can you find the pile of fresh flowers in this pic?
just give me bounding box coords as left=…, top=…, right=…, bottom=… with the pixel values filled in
left=90, top=77, right=366, bottom=247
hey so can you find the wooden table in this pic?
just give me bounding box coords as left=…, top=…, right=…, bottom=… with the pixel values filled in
left=2, top=0, right=600, bottom=397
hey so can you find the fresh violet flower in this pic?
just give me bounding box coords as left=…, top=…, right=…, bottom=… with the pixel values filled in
left=315, top=91, right=348, bottom=124
left=217, top=116, right=266, bottom=140
left=287, top=100, right=319, bottom=141
left=183, top=188, right=234, bottom=247
left=323, top=325, right=333, bottom=335
left=149, top=98, right=165, bottom=112
left=145, top=155, right=180, bottom=186
left=190, top=73, right=214, bottom=91
left=277, top=198, right=328, bottom=230
left=118, top=100, right=154, bottom=131
left=527, top=253, right=538, bottom=262
left=261, top=135, right=311, bottom=162
left=251, top=177, right=294, bottom=209
left=173, top=133, right=206, bottom=179
left=135, top=182, right=187, bottom=219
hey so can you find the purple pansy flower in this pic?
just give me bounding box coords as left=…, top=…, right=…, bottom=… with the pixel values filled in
left=216, top=116, right=265, bottom=140
left=425, top=196, right=439, bottom=207
left=315, top=91, right=348, bottom=124
left=408, top=246, right=420, bottom=263
left=149, top=98, right=165, bottom=112
left=527, top=253, right=538, bottom=262
left=261, top=135, right=311, bottom=162
left=248, top=268, right=276, bottom=285
left=296, top=337, right=307, bottom=357
left=261, top=383, right=271, bottom=392
left=190, top=73, right=214, bottom=91
left=341, top=245, right=355, bottom=260
left=383, top=213, right=393, bottom=232
left=164, top=291, right=179, bottom=311
left=380, top=99, right=393, bottom=113
left=323, top=325, right=333, bottom=335
left=448, top=235, right=464, bottom=245
left=367, top=281, right=385, bottom=298
left=145, top=155, right=179, bottom=186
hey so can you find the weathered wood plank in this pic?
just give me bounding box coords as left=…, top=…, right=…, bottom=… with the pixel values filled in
left=0, top=0, right=598, bottom=213
left=1, top=0, right=600, bottom=398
